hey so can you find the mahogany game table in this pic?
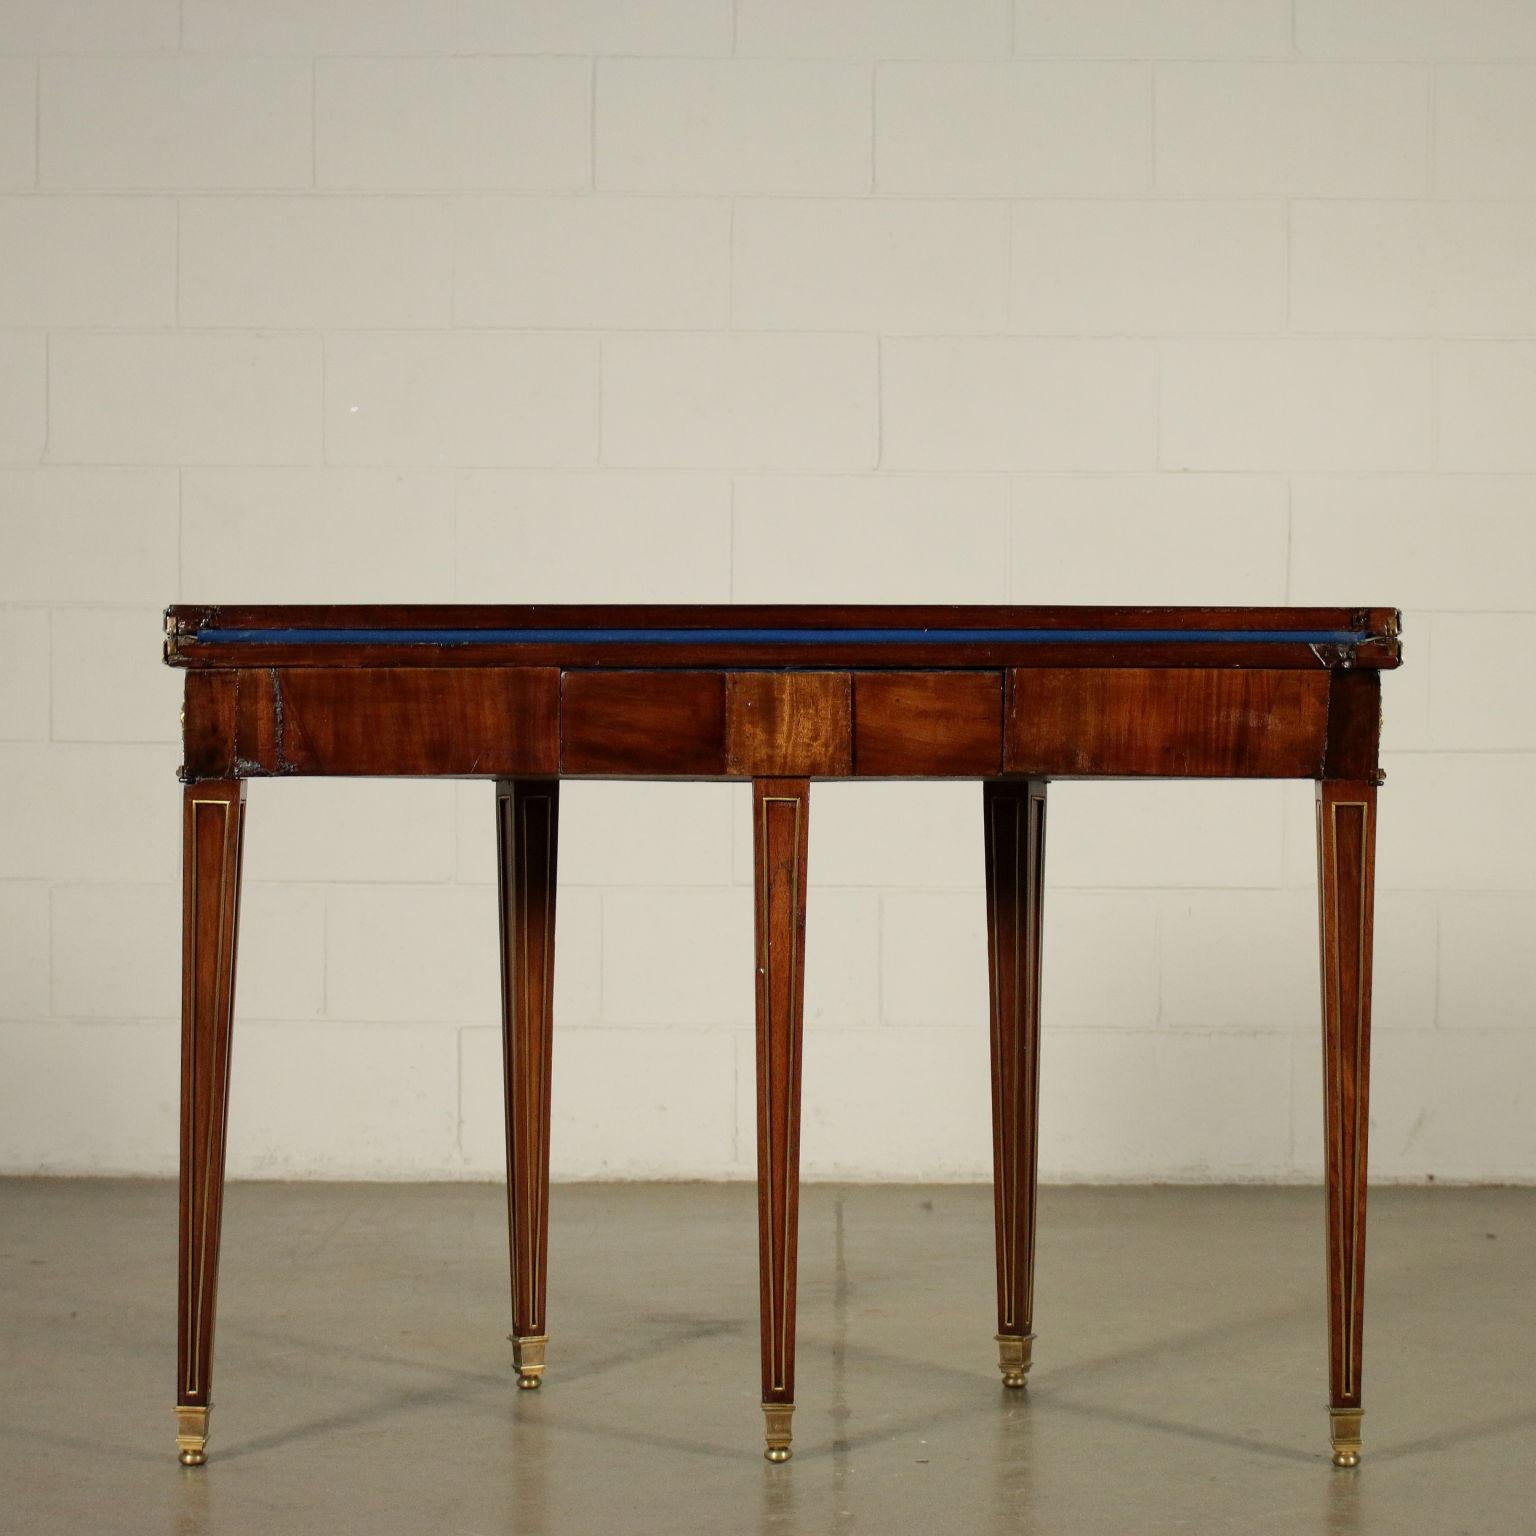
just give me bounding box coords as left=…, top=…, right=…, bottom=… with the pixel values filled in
left=163, top=602, right=1402, bottom=1468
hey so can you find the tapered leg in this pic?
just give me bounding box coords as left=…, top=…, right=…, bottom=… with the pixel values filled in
left=753, top=778, right=809, bottom=1463
left=1316, top=781, right=1377, bottom=1467
left=176, top=780, right=246, bottom=1465
left=983, top=780, right=1047, bottom=1390
left=498, top=780, right=559, bottom=1389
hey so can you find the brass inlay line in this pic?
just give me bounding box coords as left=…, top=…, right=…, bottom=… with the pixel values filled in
left=525, top=793, right=554, bottom=1333
left=1007, top=798, right=1019, bottom=1327
left=758, top=792, right=802, bottom=1394
left=183, top=799, right=196, bottom=1394
left=496, top=789, right=520, bottom=1330
left=1024, top=790, right=1045, bottom=1329
left=520, top=796, right=533, bottom=1330
left=1348, top=798, right=1368, bottom=1398
left=1007, top=798, right=1022, bottom=1330
left=985, top=797, right=1010, bottom=1326
left=1328, top=801, right=1346, bottom=1396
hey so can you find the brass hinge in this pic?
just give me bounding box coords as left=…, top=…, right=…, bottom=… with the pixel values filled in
left=1310, top=642, right=1356, bottom=669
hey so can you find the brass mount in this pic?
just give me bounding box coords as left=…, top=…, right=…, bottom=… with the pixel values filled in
left=512, top=1334, right=548, bottom=1391
left=762, top=1402, right=794, bottom=1464
left=996, top=1332, right=1035, bottom=1389
left=175, top=1404, right=210, bottom=1467
left=1329, top=1406, right=1364, bottom=1468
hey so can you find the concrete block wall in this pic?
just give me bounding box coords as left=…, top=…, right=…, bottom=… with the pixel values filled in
left=1, top=0, right=1533, bottom=1182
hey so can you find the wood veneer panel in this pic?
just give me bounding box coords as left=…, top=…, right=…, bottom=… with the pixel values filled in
left=232, top=667, right=559, bottom=777
left=1006, top=668, right=1330, bottom=778
left=232, top=669, right=280, bottom=773
left=855, top=671, right=1002, bottom=776
left=560, top=670, right=726, bottom=776
left=1323, top=670, right=1383, bottom=782
left=726, top=672, right=851, bottom=777
left=181, top=672, right=237, bottom=780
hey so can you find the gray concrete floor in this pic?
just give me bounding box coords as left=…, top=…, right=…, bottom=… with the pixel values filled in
left=1, top=1181, right=1532, bottom=1535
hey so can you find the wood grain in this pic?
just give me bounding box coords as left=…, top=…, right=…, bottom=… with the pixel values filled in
left=180, top=672, right=237, bottom=781
left=560, top=670, right=726, bottom=776
left=855, top=671, right=1002, bottom=776
left=1324, top=670, right=1383, bottom=782
left=726, top=672, right=851, bottom=777
left=286, top=667, right=555, bottom=777
left=1006, top=668, right=1330, bottom=777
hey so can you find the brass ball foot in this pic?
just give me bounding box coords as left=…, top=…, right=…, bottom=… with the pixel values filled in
left=1001, top=1370, right=1028, bottom=1390
left=516, top=1372, right=542, bottom=1391
left=1332, top=1449, right=1361, bottom=1469
left=764, top=1446, right=792, bottom=1464
left=178, top=1449, right=207, bottom=1468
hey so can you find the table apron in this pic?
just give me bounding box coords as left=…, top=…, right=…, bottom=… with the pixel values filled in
left=180, top=665, right=1375, bottom=783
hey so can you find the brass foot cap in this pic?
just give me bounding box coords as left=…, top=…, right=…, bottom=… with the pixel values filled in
left=762, top=1402, right=794, bottom=1465
left=1329, top=1407, right=1363, bottom=1469
left=174, top=1406, right=210, bottom=1468
left=511, top=1334, right=547, bottom=1391
left=996, top=1333, right=1034, bottom=1390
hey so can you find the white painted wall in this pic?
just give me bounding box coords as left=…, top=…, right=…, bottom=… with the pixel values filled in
left=2, top=0, right=1534, bottom=1184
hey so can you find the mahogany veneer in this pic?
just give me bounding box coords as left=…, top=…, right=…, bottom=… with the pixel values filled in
left=855, top=671, right=1003, bottom=776
left=164, top=603, right=1399, bottom=1470
left=1005, top=668, right=1331, bottom=777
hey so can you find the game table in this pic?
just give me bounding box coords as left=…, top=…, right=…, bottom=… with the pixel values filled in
left=163, top=603, right=1401, bottom=1468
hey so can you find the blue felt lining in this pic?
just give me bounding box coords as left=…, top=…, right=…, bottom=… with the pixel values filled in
left=192, top=626, right=1365, bottom=647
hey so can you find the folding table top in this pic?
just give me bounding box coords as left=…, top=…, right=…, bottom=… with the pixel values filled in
left=164, top=604, right=1403, bottom=670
